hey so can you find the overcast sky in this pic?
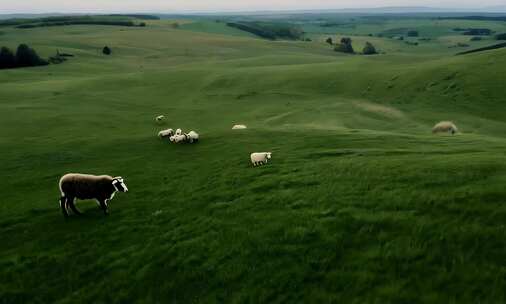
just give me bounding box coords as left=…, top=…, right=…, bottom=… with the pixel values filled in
left=1, top=0, right=504, bottom=13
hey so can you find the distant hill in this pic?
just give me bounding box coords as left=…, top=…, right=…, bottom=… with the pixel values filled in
left=0, top=15, right=154, bottom=28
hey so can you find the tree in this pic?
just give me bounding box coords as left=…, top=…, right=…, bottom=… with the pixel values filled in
left=0, top=46, right=16, bottom=69
left=362, top=42, right=377, bottom=55
left=334, top=37, right=354, bottom=54
left=139, top=22, right=146, bottom=27
left=496, top=33, right=506, bottom=40
left=102, top=46, right=112, bottom=55
left=15, top=44, right=47, bottom=67
left=326, top=37, right=333, bottom=45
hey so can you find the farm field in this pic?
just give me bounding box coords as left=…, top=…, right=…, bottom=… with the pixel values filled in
left=1, top=14, right=506, bottom=303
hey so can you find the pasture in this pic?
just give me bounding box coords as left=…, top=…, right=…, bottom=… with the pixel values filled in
left=1, top=14, right=506, bottom=303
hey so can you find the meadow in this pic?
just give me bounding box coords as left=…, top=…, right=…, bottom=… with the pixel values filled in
left=1, top=13, right=506, bottom=303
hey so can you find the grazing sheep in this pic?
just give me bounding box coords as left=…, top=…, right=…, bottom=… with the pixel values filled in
left=250, top=152, right=272, bottom=166
left=175, top=128, right=183, bottom=135
left=169, top=134, right=187, bottom=143
left=232, top=124, right=247, bottom=130
left=186, top=131, right=199, bottom=143
left=158, top=129, right=174, bottom=138
left=155, top=115, right=165, bottom=122
left=58, top=173, right=128, bottom=217
left=432, top=121, right=458, bottom=135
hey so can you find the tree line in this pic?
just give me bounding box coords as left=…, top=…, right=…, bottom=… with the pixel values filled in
left=326, top=37, right=377, bottom=55
left=226, top=22, right=304, bottom=40
left=0, top=44, right=48, bottom=69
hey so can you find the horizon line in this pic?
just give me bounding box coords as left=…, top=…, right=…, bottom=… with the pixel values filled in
left=1, top=5, right=506, bottom=15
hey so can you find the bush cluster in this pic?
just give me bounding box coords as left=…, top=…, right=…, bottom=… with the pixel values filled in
left=0, top=44, right=48, bottom=69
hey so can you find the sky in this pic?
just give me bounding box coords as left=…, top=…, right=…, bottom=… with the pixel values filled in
left=1, top=0, right=505, bottom=13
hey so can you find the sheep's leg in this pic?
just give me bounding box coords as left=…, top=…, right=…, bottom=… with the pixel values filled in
left=60, top=196, right=69, bottom=217
left=68, top=197, right=82, bottom=215
left=98, top=199, right=109, bottom=215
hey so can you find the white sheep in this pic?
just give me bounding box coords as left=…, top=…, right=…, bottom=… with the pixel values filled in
left=158, top=129, right=174, bottom=138
left=186, top=131, right=199, bottom=143
left=175, top=128, right=183, bottom=135
left=232, top=124, right=247, bottom=130
left=169, top=134, right=187, bottom=143
left=155, top=115, right=165, bottom=122
left=250, top=152, right=272, bottom=166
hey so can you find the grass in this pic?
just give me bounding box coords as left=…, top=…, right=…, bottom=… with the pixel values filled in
left=0, top=15, right=506, bottom=303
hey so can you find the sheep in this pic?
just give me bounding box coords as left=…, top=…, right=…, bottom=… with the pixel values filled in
left=158, top=129, right=174, bottom=138
left=155, top=115, right=165, bottom=122
left=58, top=173, right=128, bottom=217
left=186, top=131, right=199, bottom=143
left=432, top=121, right=458, bottom=135
left=250, top=152, right=272, bottom=166
left=169, top=134, right=187, bottom=143
left=232, top=124, right=247, bottom=130
left=175, top=128, right=183, bottom=136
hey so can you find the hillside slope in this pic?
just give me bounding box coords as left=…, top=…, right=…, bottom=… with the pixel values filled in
left=0, top=21, right=505, bottom=303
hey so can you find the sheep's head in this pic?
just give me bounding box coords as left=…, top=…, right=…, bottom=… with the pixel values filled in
left=266, top=152, right=272, bottom=159
left=112, top=177, right=128, bottom=193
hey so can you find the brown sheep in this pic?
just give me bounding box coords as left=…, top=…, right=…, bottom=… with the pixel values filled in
left=58, top=173, right=128, bottom=217
left=432, top=121, right=458, bottom=135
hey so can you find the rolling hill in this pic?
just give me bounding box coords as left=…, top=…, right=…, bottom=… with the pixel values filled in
left=0, top=16, right=505, bottom=303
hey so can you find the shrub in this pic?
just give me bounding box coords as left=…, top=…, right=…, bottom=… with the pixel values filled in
left=15, top=44, right=48, bottom=67
left=0, top=46, right=16, bottom=69
left=334, top=37, right=354, bottom=53
left=139, top=22, right=146, bottom=27
left=102, top=46, right=112, bottom=55
left=462, top=28, right=492, bottom=35
left=362, top=42, right=377, bottom=55
left=407, top=30, right=419, bottom=37
left=49, top=53, right=67, bottom=64
left=326, top=37, right=333, bottom=45
left=496, top=33, right=506, bottom=40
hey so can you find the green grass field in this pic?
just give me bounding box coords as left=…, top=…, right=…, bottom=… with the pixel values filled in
left=1, top=15, right=506, bottom=303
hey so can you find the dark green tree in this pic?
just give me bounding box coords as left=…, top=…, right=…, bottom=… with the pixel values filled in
left=15, top=44, right=47, bottom=67
left=0, top=46, right=16, bottom=69
left=103, top=46, right=112, bottom=55
left=362, top=42, right=377, bottom=55
left=334, top=37, right=354, bottom=53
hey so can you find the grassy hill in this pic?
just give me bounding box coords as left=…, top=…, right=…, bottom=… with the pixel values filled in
left=0, top=17, right=506, bottom=303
